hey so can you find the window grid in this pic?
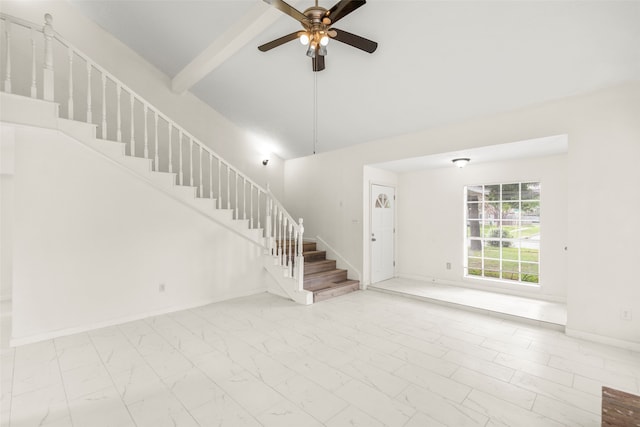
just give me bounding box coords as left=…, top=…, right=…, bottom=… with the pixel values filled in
left=465, top=182, right=540, bottom=285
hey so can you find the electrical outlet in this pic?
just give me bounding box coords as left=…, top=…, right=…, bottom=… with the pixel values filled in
left=446, top=262, right=452, bottom=270
left=159, top=283, right=166, bottom=293
left=621, top=309, right=632, bottom=321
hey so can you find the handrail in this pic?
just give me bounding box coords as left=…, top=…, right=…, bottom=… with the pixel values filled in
left=0, top=13, right=42, bottom=31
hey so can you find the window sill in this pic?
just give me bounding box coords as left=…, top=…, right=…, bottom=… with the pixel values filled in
left=464, top=275, right=541, bottom=289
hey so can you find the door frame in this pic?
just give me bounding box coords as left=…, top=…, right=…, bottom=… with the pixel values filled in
left=368, top=181, right=396, bottom=286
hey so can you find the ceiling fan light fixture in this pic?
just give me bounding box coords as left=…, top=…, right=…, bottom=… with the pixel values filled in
left=318, top=44, right=327, bottom=56
left=319, top=34, right=329, bottom=46
left=299, top=33, right=309, bottom=45
left=306, top=42, right=317, bottom=58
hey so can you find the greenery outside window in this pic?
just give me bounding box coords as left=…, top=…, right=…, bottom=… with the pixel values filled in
left=465, top=182, right=540, bottom=284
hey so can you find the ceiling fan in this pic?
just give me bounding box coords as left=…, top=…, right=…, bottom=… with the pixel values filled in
left=258, top=0, right=378, bottom=71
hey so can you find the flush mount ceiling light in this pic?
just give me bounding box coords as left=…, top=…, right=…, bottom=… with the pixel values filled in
left=452, top=158, right=470, bottom=168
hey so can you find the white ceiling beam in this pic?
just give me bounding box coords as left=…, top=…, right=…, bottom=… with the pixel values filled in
left=171, top=1, right=298, bottom=94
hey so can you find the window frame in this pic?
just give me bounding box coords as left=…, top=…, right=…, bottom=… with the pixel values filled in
left=464, top=181, right=541, bottom=286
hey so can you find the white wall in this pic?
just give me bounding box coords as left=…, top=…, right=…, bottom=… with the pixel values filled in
left=396, top=154, right=568, bottom=301
left=0, top=127, right=15, bottom=302
left=6, top=124, right=267, bottom=345
left=565, top=86, right=640, bottom=346
left=285, top=81, right=640, bottom=347
left=0, top=1, right=285, bottom=199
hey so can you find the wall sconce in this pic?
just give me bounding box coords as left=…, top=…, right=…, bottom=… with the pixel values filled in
left=262, top=159, right=269, bottom=166
left=452, top=158, right=470, bottom=168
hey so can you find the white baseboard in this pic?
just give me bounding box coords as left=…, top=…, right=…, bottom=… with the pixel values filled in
left=9, top=286, right=266, bottom=347
left=565, top=327, right=640, bottom=352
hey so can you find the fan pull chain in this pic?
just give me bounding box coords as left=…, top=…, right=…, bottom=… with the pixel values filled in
left=313, top=72, right=318, bottom=154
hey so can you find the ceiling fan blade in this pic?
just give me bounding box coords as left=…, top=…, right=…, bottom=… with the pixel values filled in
left=312, top=54, right=325, bottom=72
left=331, top=28, right=377, bottom=53
left=325, top=0, right=366, bottom=25
left=263, top=0, right=309, bottom=24
left=258, top=32, right=301, bottom=52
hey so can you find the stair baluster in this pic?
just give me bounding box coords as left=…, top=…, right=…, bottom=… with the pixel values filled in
left=273, top=203, right=278, bottom=256
left=288, top=221, right=293, bottom=277
left=234, top=173, right=238, bottom=219
left=129, top=94, right=135, bottom=156
left=226, top=165, right=230, bottom=209
left=283, top=217, right=288, bottom=273
left=154, top=112, right=159, bottom=170
left=242, top=177, right=246, bottom=220
left=86, top=62, right=92, bottom=123
left=101, top=73, right=107, bottom=139
left=143, top=105, right=148, bottom=158
left=257, top=191, right=261, bottom=229
left=189, top=138, right=194, bottom=186
left=273, top=206, right=278, bottom=257
left=30, top=28, right=36, bottom=98
left=42, top=14, right=53, bottom=101
left=3, top=21, right=11, bottom=93
left=297, top=218, right=304, bottom=284
left=199, top=145, right=203, bottom=196
left=278, top=210, right=283, bottom=260
left=178, top=130, right=183, bottom=185
left=116, top=85, right=122, bottom=141
left=217, top=158, right=222, bottom=208
left=250, top=184, right=254, bottom=228
left=167, top=123, right=173, bottom=173
left=209, top=155, right=213, bottom=199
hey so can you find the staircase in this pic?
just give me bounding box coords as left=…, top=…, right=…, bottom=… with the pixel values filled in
left=291, top=241, right=360, bottom=302
left=0, top=11, right=360, bottom=306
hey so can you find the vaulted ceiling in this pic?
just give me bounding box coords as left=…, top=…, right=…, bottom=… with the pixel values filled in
left=70, top=1, right=640, bottom=159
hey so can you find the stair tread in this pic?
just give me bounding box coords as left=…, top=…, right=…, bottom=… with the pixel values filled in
left=303, top=250, right=325, bottom=256
left=304, top=259, right=334, bottom=266
left=304, top=268, right=347, bottom=279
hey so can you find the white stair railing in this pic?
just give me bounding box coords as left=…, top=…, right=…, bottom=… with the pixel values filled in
left=265, top=186, right=304, bottom=290
left=0, top=12, right=305, bottom=286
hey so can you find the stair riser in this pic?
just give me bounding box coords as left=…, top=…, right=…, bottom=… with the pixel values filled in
left=304, top=251, right=326, bottom=262
left=314, top=283, right=359, bottom=303
left=304, top=260, right=336, bottom=275
left=304, top=270, right=348, bottom=288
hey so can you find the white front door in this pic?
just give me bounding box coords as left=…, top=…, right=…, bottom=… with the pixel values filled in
left=371, top=184, right=395, bottom=283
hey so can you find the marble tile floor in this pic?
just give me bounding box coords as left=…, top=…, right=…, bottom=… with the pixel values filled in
left=1, top=290, right=639, bottom=427
left=369, top=278, right=568, bottom=329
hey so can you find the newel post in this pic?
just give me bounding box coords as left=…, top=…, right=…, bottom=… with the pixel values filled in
left=42, top=13, right=54, bottom=101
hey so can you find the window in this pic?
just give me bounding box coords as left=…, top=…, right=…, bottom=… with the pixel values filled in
left=465, top=182, right=540, bottom=284
left=375, top=193, right=391, bottom=208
